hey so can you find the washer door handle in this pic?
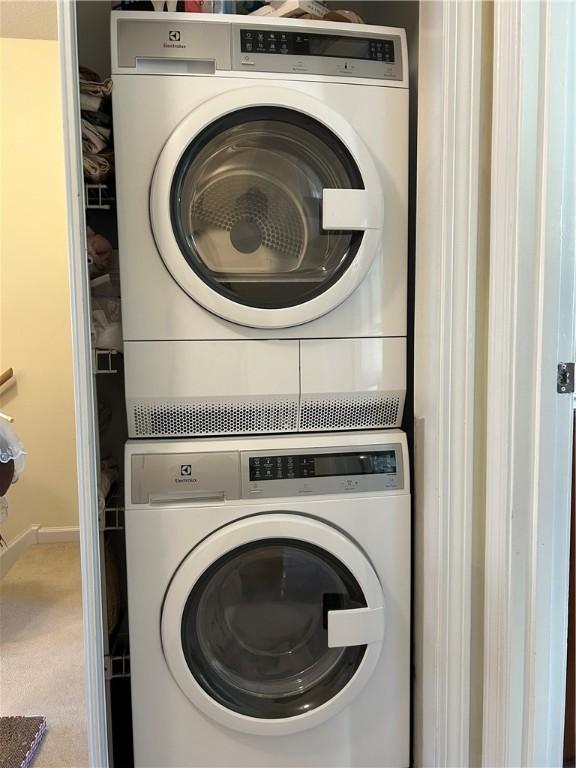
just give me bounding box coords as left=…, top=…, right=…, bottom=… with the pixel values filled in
left=327, top=606, right=385, bottom=648
left=322, top=189, right=383, bottom=230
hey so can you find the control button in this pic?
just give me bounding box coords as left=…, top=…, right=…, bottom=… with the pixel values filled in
left=269, top=42, right=277, bottom=52
left=241, top=55, right=255, bottom=65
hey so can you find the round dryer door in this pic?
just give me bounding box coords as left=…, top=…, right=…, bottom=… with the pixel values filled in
left=150, top=87, right=384, bottom=329
left=161, top=514, right=385, bottom=735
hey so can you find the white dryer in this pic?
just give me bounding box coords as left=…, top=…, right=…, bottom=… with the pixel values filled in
left=125, top=431, right=410, bottom=767
left=112, top=13, right=408, bottom=439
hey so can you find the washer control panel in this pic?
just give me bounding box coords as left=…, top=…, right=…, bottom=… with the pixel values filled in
left=131, top=442, right=404, bottom=504
left=241, top=444, right=404, bottom=498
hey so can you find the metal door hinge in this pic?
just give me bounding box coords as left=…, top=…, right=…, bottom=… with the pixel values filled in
left=557, top=362, right=574, bottom=393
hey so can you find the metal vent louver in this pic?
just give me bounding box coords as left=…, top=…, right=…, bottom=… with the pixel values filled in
left=131, top=397, right=298, bottom=438
left=299, top=393, right=402, bottom=432
left=129, top=392, right=403, bottom=438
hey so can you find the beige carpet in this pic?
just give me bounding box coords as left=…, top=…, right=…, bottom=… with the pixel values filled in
left=0, top=543, right=88, bottom=767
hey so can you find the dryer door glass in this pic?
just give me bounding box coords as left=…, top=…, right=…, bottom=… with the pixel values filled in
left=180, top=538, right=367, bottom=718
left=170, top=107, right=364, bottom=310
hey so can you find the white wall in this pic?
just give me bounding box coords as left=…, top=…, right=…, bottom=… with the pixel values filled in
left=0, top=3, right=79, bottom=543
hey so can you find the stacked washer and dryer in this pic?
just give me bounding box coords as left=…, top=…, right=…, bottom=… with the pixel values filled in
left=112, top=10, right=410, bottom=767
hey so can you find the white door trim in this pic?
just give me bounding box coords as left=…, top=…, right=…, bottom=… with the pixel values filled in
left=413, top=1, right=486, bottom=765
left=482, top=1, right=575, bottom=765
left=57, top=2, right=109, bottom=766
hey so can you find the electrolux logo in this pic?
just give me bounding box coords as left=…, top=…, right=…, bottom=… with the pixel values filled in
left=163, top=30, right=186, bottom=50
left=176, top=464, right=197, bottom=484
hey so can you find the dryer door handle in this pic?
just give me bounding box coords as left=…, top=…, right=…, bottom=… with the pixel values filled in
left=322, top=189, right=383, bottom=231
left=327, top=606, right=385, bottom=648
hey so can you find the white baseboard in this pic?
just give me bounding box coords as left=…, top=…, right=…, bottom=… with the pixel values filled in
left=37, top=526, right=80, bottom=544
left=0, top=525, right=80, bottom=577
left=0, top=525, right=40, bottom=578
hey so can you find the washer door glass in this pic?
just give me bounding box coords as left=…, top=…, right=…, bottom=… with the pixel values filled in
left=180, top=539, right=367, bottom=718
left=170, top=107, right=364, bottom=310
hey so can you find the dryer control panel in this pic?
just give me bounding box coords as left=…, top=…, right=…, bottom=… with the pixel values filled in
left=234, top=27, right=403, bottom=81
left=112, top=13, right=406, bottom=85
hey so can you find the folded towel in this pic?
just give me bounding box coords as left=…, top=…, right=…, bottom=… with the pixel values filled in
left=83, top=151, right=114, bottom=182
left=80, top=92, right=103, bottom=113
left=79, top=66, right=113, bottom=98
left=81, top=109, right=111, bottom=128
left=91, top=298, right=123, bottom=352
left=82, top=119, right=111, bottom=154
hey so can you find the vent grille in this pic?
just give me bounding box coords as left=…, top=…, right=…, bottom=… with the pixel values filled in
left=130, top=397, right=298, bottom=438
left=129, top=392, right=404, bottom=438
left=300, top=392, right=403, bottom=432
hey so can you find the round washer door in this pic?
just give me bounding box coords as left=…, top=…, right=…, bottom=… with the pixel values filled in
left=150, top=87, right=384, bottom=329
left=161, top=514, right=385, bottom=735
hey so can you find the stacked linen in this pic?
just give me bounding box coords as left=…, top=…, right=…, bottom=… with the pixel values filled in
left=87, top=225, right=113, bottom=279
left=80, top=67, right=114, bottom=183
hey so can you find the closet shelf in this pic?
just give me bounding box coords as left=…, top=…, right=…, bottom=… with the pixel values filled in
left=91, top=269, right=121, bottom=299
left=93, top=349, right=121, bottom=374
left=105, top=631, right=130, bottom=680
left=85, top=183, right=115, bottom=210
left=101, top=493, right=125, bottom=531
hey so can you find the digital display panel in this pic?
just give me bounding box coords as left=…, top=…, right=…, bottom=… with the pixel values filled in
left=307, top=36, right=370, bottom=59
left=240, top=29, right=395, bottom=63
left=249, top=451, right=397, bottom=482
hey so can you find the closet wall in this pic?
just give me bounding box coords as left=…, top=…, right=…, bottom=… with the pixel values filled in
left=0, top=1, right=79, bottom=543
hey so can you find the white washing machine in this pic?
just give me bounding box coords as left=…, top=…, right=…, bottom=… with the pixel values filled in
left=112, top=13, right=409, bottom=439
left=125, top=431, right=410, bottom=767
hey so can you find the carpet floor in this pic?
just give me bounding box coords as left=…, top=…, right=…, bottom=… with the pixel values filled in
left=0, top=543, right=88, bottom=767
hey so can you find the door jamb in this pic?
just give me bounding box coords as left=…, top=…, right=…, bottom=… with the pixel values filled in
left=413, top=2, right=487, bottom=765
left=57, top=2, right=109, bottom=765
left=482, top=2, right=575, bottom=765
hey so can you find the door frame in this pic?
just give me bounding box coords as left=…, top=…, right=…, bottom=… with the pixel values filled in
left=57, top=0, right=574, bottom=765
left=413, top=1, right=487, bottom=765
left=481, top=1, right=575, bottom=765
left=57, top=2, right=109, bottom=766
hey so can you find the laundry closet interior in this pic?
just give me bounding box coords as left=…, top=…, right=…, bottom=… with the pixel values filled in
left=73, top=3, right=420, bottom=765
